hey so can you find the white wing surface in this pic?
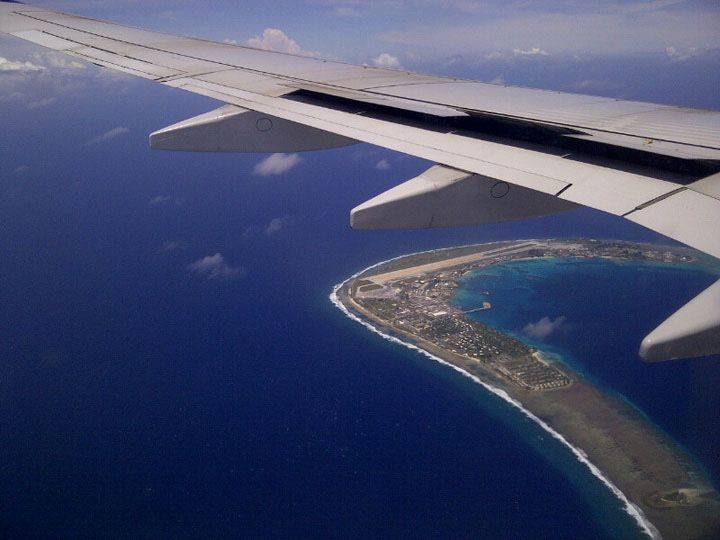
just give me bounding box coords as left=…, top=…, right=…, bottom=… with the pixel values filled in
left=1, top=1, right=719, bottom=361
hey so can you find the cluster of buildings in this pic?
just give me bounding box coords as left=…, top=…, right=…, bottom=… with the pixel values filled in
left=347, top=238, right=695, bottom=393
left=353, top=270, right=570, bottom=392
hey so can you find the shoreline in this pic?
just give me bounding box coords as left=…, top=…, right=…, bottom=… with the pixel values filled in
left=330, top=239, right=720, bottom=540
left=329, top=283, right=660, bottom=540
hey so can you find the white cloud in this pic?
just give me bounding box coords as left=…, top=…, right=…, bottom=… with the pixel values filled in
left=311, top=0, right=693, bottom=18
left=513, top=47, right=550, bottom=57
left=484, top=51, right=504, bottom=60
left=187, top=253, right=244, bottom=280
left=0, top=91, right=26, bottom=104
left=372, top=52, right=401, bottom=68
left=86, top=126, right=130, bottom=145
left=149, top=195, right=173, bottom=206
left=32, top=52, right=86, bottom=70
left=264, top=216, right=291, bottom=235
left=523, top=316, right=567, bottom=340
left=665, top=46, right=701, bottom=62
left=0, top=56, right=44, bottom=73
left=438, top=54, right=463, bottom=67
left=149, top=194, right=182, bottom=207
left=380, top=7, right=720, bottom=57
left=13, top=165, right=30, bottom=175
left=334, top=6, right=362, bottom=17
left=619, top=0, right=688, bottom=14
left=244, top=216, right=293, bottom=237
left=157, top=240, right=185, bottom=254
left=27, top=97, right=56, bottom=110
left=0, top=47, right=131, bottom=110
left=245, top=28, right=319, bottom=57
left=253, top=153, right=302, bottom=176
left=570, top=79, right=623, bottom=93
left=375, top=159, right=390, bottom=170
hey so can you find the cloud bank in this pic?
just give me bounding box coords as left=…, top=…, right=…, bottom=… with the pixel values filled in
left=513, top=47, right=549, bottom=57
left=0, top=56, right=44, bottom=73
left=379, top=5, right=720, bottom=58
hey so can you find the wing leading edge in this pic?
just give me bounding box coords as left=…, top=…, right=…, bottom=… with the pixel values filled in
left=1, top=1, right=719, bottom=361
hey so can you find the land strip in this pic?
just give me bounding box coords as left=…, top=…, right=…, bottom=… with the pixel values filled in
left=337, top=239, right=720, bottom=540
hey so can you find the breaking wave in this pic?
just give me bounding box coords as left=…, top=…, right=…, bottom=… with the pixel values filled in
left=329, top=251, right=660, bottom=540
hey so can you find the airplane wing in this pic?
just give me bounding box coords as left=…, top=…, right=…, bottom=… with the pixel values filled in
left=1, top=1, right=719, bottom=362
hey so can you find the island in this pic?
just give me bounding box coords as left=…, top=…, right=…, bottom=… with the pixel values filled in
left=332, top=239, right=720, bottom=540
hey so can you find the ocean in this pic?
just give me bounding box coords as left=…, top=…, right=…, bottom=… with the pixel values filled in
left=2, top=85, right=718, bottom=538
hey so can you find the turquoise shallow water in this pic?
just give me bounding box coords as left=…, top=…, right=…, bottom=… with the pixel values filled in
left=452, top=256, right=720, bottom=488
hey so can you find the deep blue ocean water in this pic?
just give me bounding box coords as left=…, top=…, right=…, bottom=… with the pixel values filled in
left=2, top=83, right=718, bottom=539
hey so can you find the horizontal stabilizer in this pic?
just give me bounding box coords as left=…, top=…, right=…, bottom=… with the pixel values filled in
left=640, top=278, right=720, bottom=361
left=150, top=105, right=356, bottom=153
left=350, top=164, right=577, bottom=229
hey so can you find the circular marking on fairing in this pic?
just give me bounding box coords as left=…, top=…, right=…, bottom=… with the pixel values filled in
left=256, top=118, right=273, bottom=132
left=491, top=181, right=510, bottom=198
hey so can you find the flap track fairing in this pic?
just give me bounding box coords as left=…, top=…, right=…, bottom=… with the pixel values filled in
left=150, top=104, right=356, bottom=153
left=350, top=164, right=577, bottom=230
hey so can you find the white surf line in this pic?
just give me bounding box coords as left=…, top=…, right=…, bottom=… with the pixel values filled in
left=329, top=252, right=660, bottom=540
